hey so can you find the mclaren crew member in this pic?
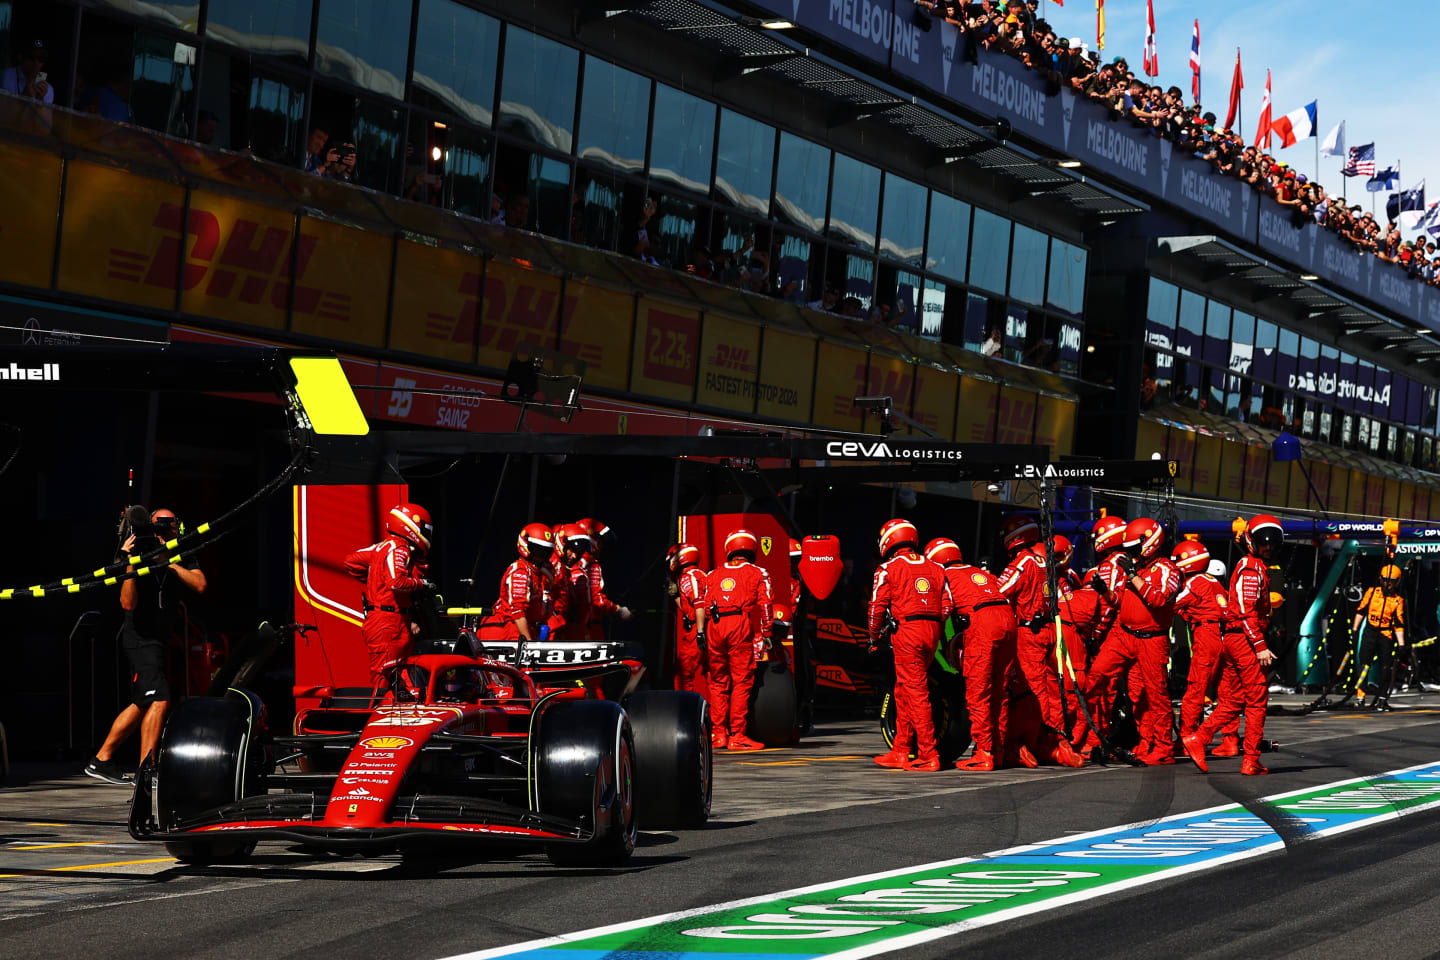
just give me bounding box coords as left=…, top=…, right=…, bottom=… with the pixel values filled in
left=668, top=541, right=709, bottom=698
left=1351, top=563, right=1407, bottom=701
left=479, top=523, right=555, bottom=644
left=1183, top=515, right=1283, bottom=776
left=705, top=529, right=773, bottom=752
left=1173, top=540, right=1240, bottom=758
left=344, top=502, right=433, bottom=687
left=1088, top=517, right=1182, bottom=765
left=870, top=520, right=953, bottom=772
left=577, top=517, right=630, bottom=638
left=925, top=537, right=1017, bottom=771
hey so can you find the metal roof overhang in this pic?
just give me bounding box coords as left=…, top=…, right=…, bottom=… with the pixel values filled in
left=601, top=0, right=1148, bottom=219
left=1152, top=235, right=1440, bottom=374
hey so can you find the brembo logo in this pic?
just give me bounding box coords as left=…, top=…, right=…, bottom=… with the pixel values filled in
left=824, top=441, right=964, bottom=461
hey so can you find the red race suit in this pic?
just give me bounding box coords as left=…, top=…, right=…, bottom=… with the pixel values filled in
left=999, top=545, right=1067, bottom=733
left=479, top=558, right=549, bottom=643
left=586, top=558, right=619, bottom=641
left=674, top=566, right=709, bottom=698
left=345, top=536, right=425, bottom=684
left=870, top=552, right=953, bottom=764
left=942, top=563, right=1016, bottom=759
left=1175, top=572, right=1239, bottom=741
left=1194, top=556, right=1272, bottom=760
left=1057, top=581, right=1105, bottom=748
left=705, top=560, right=773, bottom=740
left=548, top=559, right=593, bottom=642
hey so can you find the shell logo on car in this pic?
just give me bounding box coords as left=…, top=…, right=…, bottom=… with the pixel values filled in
left=359, top=736, right=414, bottom=749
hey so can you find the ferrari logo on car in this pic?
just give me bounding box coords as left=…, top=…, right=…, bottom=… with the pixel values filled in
left=760, top=537, right=772, bottom=556
left=359, top=736, right=413, bottom=749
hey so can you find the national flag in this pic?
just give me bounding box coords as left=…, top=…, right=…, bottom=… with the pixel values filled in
left=1254, top=70, right=1272, bottom=149
left=1053, top=0, right=1063, bottom=5
left=1224, top=49, right=1243, bottom=131
left=1271, top=101, right=1316, bottom=149
left=1367, top=164, right=1399, bottom=193
left=1413, top=201, right=1440, bottom=237
left=1388, top=181, right=1425, bottom=223
left=1342, top=142, right=1375, bottom=177
left=1096, top=0, right=1105, bottom=52
left=1320, top=121, right=1345, bottom=159
left=1142, top=0, right=1158, bottom=77
left=1189, top=20, right=1201, bottom=102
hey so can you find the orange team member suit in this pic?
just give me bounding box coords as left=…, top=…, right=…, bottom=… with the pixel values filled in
left=548, top=524, right=594, bottom=642
left=1172, top=540, right=1240, bottom=757
left=577, top=518, right=631, bottom=639
left=344, top=502, right=433, bottom=686
left=870, top=520, right=953, bottom=773
left=925, top=538, right=1017, bottom=771
left=1087, top=517, right=1182, bottom=765
left=479, top=523, right=555, bottom=643
left=1183, top=515, right=1283, bottom=776
left=705, top=529, right=773, bottom=752
left=668, top=542, right=710, bottom=699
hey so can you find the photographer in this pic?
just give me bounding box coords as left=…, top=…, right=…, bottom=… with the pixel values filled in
left=85, top=509, right=206, bottom=784
left=325, top=141, right=358, bottom=183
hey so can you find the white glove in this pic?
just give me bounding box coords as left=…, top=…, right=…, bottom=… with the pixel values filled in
left=618, top=605, right=633, bottom=621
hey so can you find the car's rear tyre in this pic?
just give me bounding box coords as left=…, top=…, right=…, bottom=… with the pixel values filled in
left=625, top=690, right=711, bottom=829
left=534, top=700, right=637, bottom=867
left=152, top=691, right=262, bottom=863
left=747, top=660, right=796, bottom=747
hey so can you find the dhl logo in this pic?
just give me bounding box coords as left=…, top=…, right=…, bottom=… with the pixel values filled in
left=836, top=363, right=915, bottom=420
left=709, top=344, right=755, bottom=374
left=994, top=391, right=1036, bottom=445
left=422, top=270, right=603, bottom=368
left=106, top=202, right=351, bottom=322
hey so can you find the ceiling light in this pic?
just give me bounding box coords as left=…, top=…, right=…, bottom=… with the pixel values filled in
left=431, top=146, right=442, bottom=162
left=1056, top=159, right=1082, bottom=168
left=1299, top=274, right=1319, bottom=281
left=758, top=18, right=794, bottom=28
left=432, top=121, right=447, bottom=130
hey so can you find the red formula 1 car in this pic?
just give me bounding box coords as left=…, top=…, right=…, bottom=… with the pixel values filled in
left=129, top=629, right=712, bottom=866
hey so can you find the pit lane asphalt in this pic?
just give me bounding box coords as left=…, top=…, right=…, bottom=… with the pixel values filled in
left=4, top=698, right=1440, bottom=960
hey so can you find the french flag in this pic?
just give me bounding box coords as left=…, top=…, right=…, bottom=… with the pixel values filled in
left=1272, top=101, right=1317, bottom=149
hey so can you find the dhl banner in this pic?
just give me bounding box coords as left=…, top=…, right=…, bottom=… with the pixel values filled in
left=1321, top=463, right=1343, bottom=513
left=59, top=161, right=185, bottom=311
left=632, top=297, right=699, bottom=403
left=911, top=366, right=957, bottom=441
left=1190, top=432, right=1221, bottom=496
left=1264, top=460, right=1289, bottom=508
left=1033, top=394, right=1076, bottom=458
left=755, top=327, right=814, bottom=423
left=173, top=190, right=302, bottom=332
left=476, top=259, right=562, bottom=372
left=1366, top=473, right=1385, bottom=517
left=1416, top=485, right=1432, bottom=521
left=1384, top=478, right=1401, bottom=518
left=696, top=313, right=760, bottom=414
left=1216, top=439, right=1245, bottom=501
left=1345, top=469, right=1368, bottom=516
left=994, top=386, right=1036, bottom=447
left=390, top=241, right=481, bottom=364
left=1398, top=482, right=1416, bottom=520
left=1242, top=443, right=1268, bottom=503
left=0, top=142, right=61, bottom=290
left=560, top=280, right=632, bottom=391
left=811, top=340, right=869, bottom=432
left=957, top=376, right=998, bottom=443
left=288, top=217, right=389, bottom=346
left=866, top=352, right=914, bottom=431
left=1167, top=426, right=1198, bottom=490
left=1287, top=459, right=1311, bottom=511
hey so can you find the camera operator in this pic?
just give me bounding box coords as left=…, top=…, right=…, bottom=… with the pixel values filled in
left=84, top=508, right=206, bottom=784
left=325, top=141, right=358, bottom=183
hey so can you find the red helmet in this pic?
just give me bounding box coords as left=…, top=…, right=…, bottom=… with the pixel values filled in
left=924, top=537, right=963, bottom=567
left=724, top=528, right=758, bottom=559
left=1171, top=539, right=1211, bottom=575
left=387, top=503, right=433, bottom=553
left=1000, top=515, right=1039, bottom=553
left=517, top=522, right=556, bottom=562
left=789, top=538, right=802, bottom=561
left=1244, top=514, right=1284, bottom=555
left=1052, top=535, right=1073, bottom=567
left=577, top=518, right=612, bottom=553
left=556, top=522, right=591, bottom=553
left=878, top=518, right=920, bottom=558
left=670, top=541, right=701, bottom=572
left=1123, top=517, right=1165, bottom=559
left=1090, top=515, right=1127, bottom=556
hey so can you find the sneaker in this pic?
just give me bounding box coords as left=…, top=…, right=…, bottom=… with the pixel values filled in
left=727, top=734, right=765, bottom=752
left=903, top=756, right=941, bottom=772
left=1210, top=736, right=1241, bottom=758
left=83, top=756, right=132, bottom=785
left=1180, top=734, right=1209, bottom=773
left=873, top=749, right=910, bottom=769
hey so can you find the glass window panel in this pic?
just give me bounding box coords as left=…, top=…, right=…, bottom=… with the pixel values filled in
left=968, top=208, right=1010, bottom=295
left=890, top=269, right=921, bottom=331
left=652, top=194, right=702, bottom=272
left=528, top=155, right=573, bottom=239
left=879, top=174, right=926, bottom=267
left=314, top=0, right=411, bottom=101
left=354, top=98, right=404, bottom=193
left=1055, top=317, right=1082, bottom=375
left=411, top=0, right=499, bottom=126
left=1319, top=405, right=1333, bottom=441
left=1388, top=425, right=1399, bottom=459
left=498, top=27, right=579, bottom=152
left=649, top=83, right=714, bottom=196
left=920, top=278, right=946, bottom=340
left=772, top=231, right=817, bottom=303
left=1203, top=301, right=1230, bottom=366
left=1176, top=288, right=1205, bottom=363
left=1046, top=238, right=1087, bottom=315
left=1228, top=312, right=1254, bottom=392
left=1005, top=305, right=1027, bottom=363
left=966, top=293, right=993, bottom=353
left=130, top=34, right=196, bottom=136
left=1008, top=223, right=1047, bottom=307
left=1404, top=431, right=1416, bottom=467
left=93, top=0, right=196, bottom=32
left=926, top=192, right=970, bottom=283
left=841, top=253, right=874, bottom=311
left=245, top=71, right=307, bottom=164
left=713, top=108, right=774, bottom=216
left=1252, top=317, right=1277, bottom=382
left=441, top=129, right=492, bottom=217
left=773, top=132, right=829, bottom=233
left=576, top=57, right=649, bottom=176
left=206, top=0, right=312, bottom=60
left=1145, top=279, right=1178, bottom=383
left=827, top=153, right=880, bottom=249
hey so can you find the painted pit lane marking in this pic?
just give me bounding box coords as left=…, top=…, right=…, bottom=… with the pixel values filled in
left=436, top=761, right=1440, bottom=960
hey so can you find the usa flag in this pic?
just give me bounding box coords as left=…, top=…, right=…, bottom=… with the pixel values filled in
left=1343, top=142, right=1376, bottom=178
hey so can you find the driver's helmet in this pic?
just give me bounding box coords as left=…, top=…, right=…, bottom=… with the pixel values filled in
left=438, top=667, right=480, bottom=702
